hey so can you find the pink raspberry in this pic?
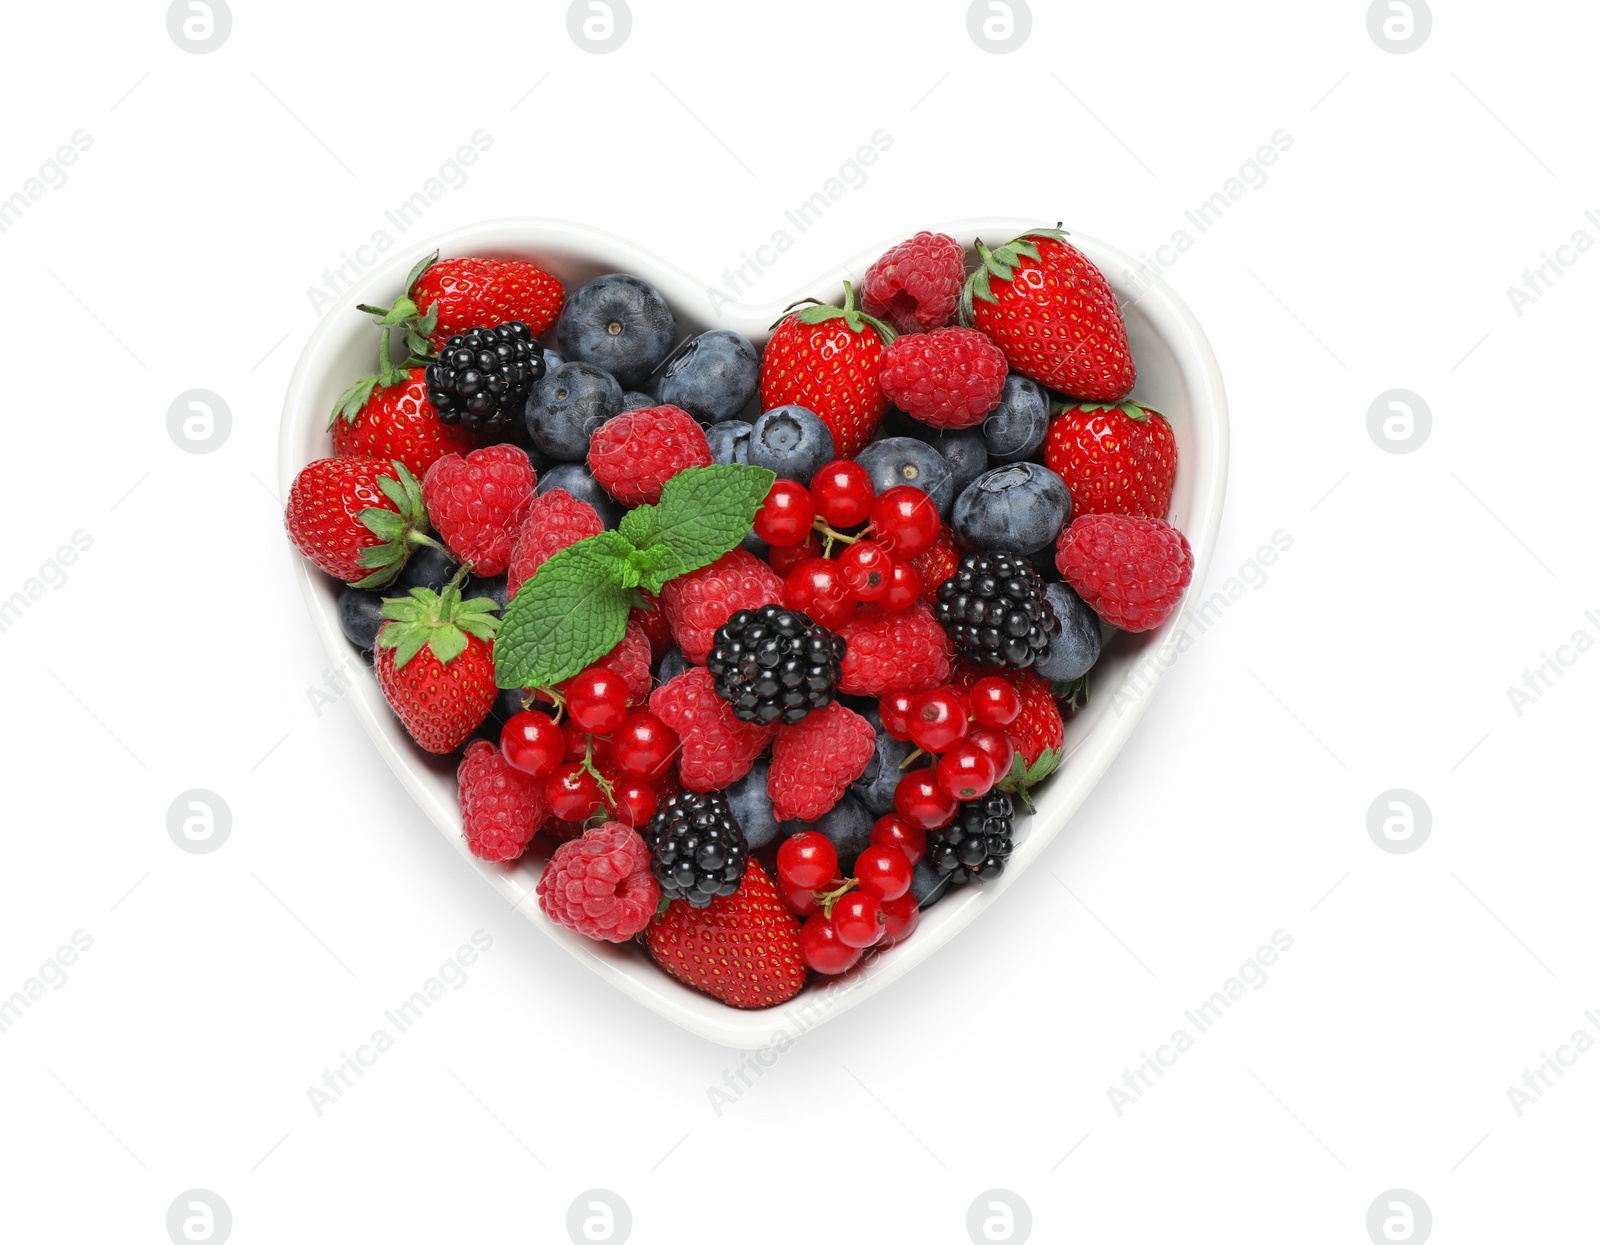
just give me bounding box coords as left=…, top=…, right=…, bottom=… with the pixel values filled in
left=457, top=739, right=546, bottom=863
left=660, top=548, right=785, bottom=665
left=1056, top=513, right=1193, bottom=633
left=768, top=702, right=876, bottom=822
left=506, top=488, right=604, bottom=598
left=421, top=444, right=537, bottom=576
left=536, top=822, right=660, bottom=942
left=861, top=230, right=966, bottom=334
left=588, top=405, right=713, bottom=506
left=878, top=327, right=1009, bottom=431
left=556, top=617, right=652, bottom=706
left=837, top=601, right=953, bottom=696
left=649, top=667, right=777, bottom=791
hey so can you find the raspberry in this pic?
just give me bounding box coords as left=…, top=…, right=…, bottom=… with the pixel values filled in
left=861, top=231, right=966, bottom=334
left=660, top=548, right=785, bottom=665
left=421, top=444, right=538, bottom=576
left=909, top=523, right=961, bottom=605
left=768, top=701, right=876, bottom=822
left=836, top=601, right=953, bottom=697
left=588, top=405, right=713, bottom=506
left=1055, top=514, right=1193, bottom=633
left=536, top=822, right=660, bottom=942
left=878, top=327, right=1009, bottom=431
left=556, top=616, right=652, bottom=707
left=649, top=666, right=777, bottom=792
left=506, top=488, right=604, bottom=598
left=457, top=739, right=546, bottom=863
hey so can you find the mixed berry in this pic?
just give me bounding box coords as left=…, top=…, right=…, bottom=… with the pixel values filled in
left=284, top=227, right=1195, bottom=1010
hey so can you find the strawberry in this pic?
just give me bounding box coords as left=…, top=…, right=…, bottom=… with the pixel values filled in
left=330, top=355, right=479, bottom=480
left=374, top=580, right=500, bottom=754
left=759, top=281, right=894, bottom=458
left=356, top=251, right=564, bottom=358
left=1045, top=400, right=1176, bottom=520
left=645, top=861, right=807, bottom=1009
left=961, top=227, right=1135, bottom=403
left=284, top=456, right=434, bottom=587
left=953, top=664, right=1064, bottom=811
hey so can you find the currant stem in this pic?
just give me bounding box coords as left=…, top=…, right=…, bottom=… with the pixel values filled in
left=814, top=876, right=858, bottom=918
left=897, top=747, right=926, bottom=770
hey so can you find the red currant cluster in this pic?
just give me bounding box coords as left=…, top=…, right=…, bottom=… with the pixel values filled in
left=776, top=825, right=922, bottom=976
left=753, top=460, right=943, bottom=630
left=883, top=676, right=1021, bottom=826
left=498, top=669, right=681, bottom=829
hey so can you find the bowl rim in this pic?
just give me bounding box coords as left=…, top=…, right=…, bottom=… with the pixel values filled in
left=279, top=215, right=1230, bottom=1049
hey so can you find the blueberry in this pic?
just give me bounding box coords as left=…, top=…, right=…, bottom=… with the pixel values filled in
left=525, top=362, right=623, bottom=462
left=851, top=706, right=918, bottom=816
left=486, top=687, right=529, bottom=730
left=659, top=329, right=760, bottom=423
left=620, top=391, right=656, bottom=411
left=741, top=529, right=770, bottom=557
left=542, top=348, right=563, bottom=371
left=656, top=647, right=691, bottom=684
left=855, top=436, right=956, bottom=514
left=782, top=792, right=873, bottom=873
left=747, top=405, right=836, bottom=484
left=556, top=273, right=676, bottom=389
left=982, top=374, right=1050, bottom=463
left=337, top=586, right=386, bottom=650
left=1035, top=582, right=1102, bottom=683
left=911, top=855, right=953, bottom=908
left=463, top=575, right=509, bottom=613
left=726, top=759, right=783, bottom=852
left=951, top=462, right=1071, bottom=555
left=397, top=543, right=459, bottom=592
left=927, top=429, right=989, bottom=500
left=706, top=420, right=752, bottom=466
left=536, top=462, right=624, bottom=528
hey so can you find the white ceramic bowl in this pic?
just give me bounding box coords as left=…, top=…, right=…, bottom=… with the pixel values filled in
left=279, top=217, right=1229, bottom=1049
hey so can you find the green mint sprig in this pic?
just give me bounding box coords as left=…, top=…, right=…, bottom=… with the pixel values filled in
left=494, top=464, right=776, bottom=691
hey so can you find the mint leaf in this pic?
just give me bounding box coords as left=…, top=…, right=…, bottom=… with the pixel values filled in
left=494, top=535, right=632, bottom=690
left=620, top=465, right=776, bottom=577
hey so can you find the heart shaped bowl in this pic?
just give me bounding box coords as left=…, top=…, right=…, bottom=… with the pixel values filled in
left=280, top=217, right=1228, bottom=1048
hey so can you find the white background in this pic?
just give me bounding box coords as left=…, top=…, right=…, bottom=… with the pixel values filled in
left=1, top=1, right=1596, bottom=1241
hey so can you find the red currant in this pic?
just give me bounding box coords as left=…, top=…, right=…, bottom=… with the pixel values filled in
left=879, top=560, right=921, bottom=612
left=936, top=742, right=999, bottom=801
left=499, top=710, right=564, bottom=778
left=869, top=486, right=941, bottom=559
left=799, top=912, right=862, bottom=974
left=838, top=539, right=892, bottom=602
left=906, top=687, right=969, bottom=753
left=880, top=893, right=920, bottom=944
left=878, top=689, right=918, bottom=741
left=782, top=558, right=856, bottom=630
left=565, top=666, right=630, bottom=735
left=609, top=779, right=658, bottom=826
left=752, top=479, right=816, bottom=547
left=809, top=460, right=875, bottom=528
left=781, top=880, right=821, bottom=917
left=611, top=711, right=679, bottom=779
left=768, top=530, right=822, bottom=577
left=969, top=676, right=1022, bottom=728
left=853, top=845, right=913, bottom=901
left=870, top=814, right=927, bottom=866
left=777, top=831, right=840, bottom=891
left=831, top=892, right=885, bottom=948
left=544, top=763, right=605, bottom=822
left=967, top=726, right=1015, bottom=780
left=894, top=768, right=958, bottom=829
left=562, top=720, right=611, bottom=766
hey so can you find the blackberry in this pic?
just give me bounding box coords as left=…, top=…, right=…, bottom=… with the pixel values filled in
left=932, top=551, right=1059, bottom=669
left=425, top=321, right=545, bottom=428
left=928, top=793, right=1014, bottom=884
left=645, top=790, right=749, bottom=908
left=706, top=605, right=844, bottom=726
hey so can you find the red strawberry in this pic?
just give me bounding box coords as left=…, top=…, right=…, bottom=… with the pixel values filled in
left=645, top=861, right=806, bottom=1009
left=962, top=227, right=1135, bottom=403
left=953, top=664, right=1064, bottom=810
left=1045, top=400, right=1176, bottom=520
left=284, top=456, right=433, bottom=587
left=363, top=252, right=564, bottom=352
left=374, top=581, right=500, bottom=754
left=759, top=281, right=894, bottom=458
left=330, top=366, right=479, bottom=479
left=422, top=443, right=538, bottom=576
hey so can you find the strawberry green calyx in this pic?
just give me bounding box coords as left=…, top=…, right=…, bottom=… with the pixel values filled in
left=1053, top=674, right=1090, bottom=710
left=354, top=250, right=443, bottom=362
left=777, top=281, right=896, bottom=345
left=352, top=460, right=440, bottom=589
left=995, top=747, right=1060, bottom=814
left=1049, top=398, right=1155, bottom=423
left=377, top=577, right=499, bottom=671
left=959, top=224, right=1071, bottom=325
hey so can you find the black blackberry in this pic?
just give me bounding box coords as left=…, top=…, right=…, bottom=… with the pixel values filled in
left=645, top=790, right=749, bottom=908
left=928, top=793, right=1014, bottom=884
left=932, top=551, right=1059, bottom=669
left=705, top=605, right=844, bottom=726
left=425, top=321, right=545, bottom=428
